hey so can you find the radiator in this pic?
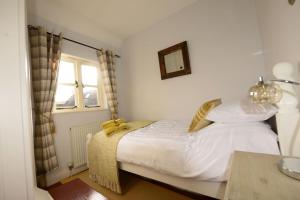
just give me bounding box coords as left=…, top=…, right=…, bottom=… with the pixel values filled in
left=69, top=121, right=101, bottom=168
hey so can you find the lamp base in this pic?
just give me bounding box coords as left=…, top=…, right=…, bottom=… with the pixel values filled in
left=278, top=158, right=300, bottom=181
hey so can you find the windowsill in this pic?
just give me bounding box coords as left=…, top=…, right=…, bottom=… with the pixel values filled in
left=52, top=107, right=109, bottom=115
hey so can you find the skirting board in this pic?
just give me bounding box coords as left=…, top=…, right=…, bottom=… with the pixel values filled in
left=46, top=165, right=88, bottom=187
left=35, top=187, right=53, bottom=200
left=119, top=162, right=226, bottom=199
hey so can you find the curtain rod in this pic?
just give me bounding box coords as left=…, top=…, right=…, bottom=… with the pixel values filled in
left=28, top=25, right=120, bottom=58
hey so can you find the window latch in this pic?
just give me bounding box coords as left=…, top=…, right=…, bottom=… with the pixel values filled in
left=75, top=80, right=79, bottom=88
left=56, top=106, right=78, bottom=110
left=85, top=105, right=100, bottom=108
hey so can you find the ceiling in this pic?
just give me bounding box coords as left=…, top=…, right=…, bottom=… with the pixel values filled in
left=51, top=0, right=197, bottom=39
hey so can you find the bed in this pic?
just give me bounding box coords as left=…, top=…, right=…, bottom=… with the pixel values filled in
left=87, top=64, right=300, bottom=199
left=87, top=118, right=279, bottom=199
left=117, top=119, right=279, bottom=199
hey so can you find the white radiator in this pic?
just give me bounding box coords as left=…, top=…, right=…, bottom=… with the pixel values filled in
left=69, top=121, right=101, bottom=168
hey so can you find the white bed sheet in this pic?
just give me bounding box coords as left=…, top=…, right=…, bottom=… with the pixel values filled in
left=117, top=120, right=279, bottom=181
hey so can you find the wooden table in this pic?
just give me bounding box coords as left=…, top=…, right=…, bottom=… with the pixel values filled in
left=224, top=151, right=300, bottom=200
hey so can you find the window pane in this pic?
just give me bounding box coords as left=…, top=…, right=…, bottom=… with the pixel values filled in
left=81, top=65, right=98, bottom=86
left=83, top=87, right=98, bottom=107
left=58, top=60, right=75, bottom=84
left=55, top=85, right=76, bottom=107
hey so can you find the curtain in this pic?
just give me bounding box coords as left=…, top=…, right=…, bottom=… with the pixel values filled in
left=97, top=50, right=118, bottom=119
left=28, top=26, right=62, bottom=187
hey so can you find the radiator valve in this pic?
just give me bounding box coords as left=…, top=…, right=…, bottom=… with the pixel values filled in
left=68, top=162, right=74, bottom=171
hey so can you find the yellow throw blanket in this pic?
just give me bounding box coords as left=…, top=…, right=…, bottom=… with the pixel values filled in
left=88, top=121, right=153, bottom=193
left=101, top=119, right=129, bottom=136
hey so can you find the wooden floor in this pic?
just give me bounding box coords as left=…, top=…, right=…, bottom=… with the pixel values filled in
left=56, top=170, right=197, bottom=200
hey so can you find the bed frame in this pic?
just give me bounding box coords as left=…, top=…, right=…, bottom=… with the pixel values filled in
left=86, top=63, right=300, bottom=199
left=119, top=162, right=226, bottom=199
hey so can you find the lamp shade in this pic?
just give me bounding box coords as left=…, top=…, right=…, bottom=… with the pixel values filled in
left=249, top=76, right=282, bottom=104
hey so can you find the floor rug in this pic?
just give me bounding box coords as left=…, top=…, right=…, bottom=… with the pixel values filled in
left=48, top=178, right=107, bottom=200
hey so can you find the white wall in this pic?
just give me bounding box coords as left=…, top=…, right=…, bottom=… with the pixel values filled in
left=119, top=0, right=265, bottom=121
left=0, top=0, right=35, bottom=199
left=27, top=0, right=122, bottom=49
left=28, top=0, right=123, bottom=186
left=255, top=0, right=300, bottom=79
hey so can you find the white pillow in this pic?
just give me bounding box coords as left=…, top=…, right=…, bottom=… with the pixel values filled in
left=206, top=99, right=278, bottom=123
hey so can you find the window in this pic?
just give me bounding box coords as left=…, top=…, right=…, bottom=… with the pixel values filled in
left=54, top=54, right=106, bottom=113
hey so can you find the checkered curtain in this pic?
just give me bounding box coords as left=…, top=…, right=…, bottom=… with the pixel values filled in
left=97, top=50, right=118, bottom=119
left=28, top=26, right=62, bottom=186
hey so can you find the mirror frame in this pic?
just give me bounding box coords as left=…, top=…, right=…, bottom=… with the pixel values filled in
left=158, top=41, right=191, bottom=80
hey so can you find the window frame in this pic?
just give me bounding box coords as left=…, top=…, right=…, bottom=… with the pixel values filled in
left=53, top=54, right=107, bottom=114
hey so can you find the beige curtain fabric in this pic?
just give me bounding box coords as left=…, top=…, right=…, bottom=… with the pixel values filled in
left=97, top=50, right=118, bottom=119
left=28, top=27, right=62, bottom=184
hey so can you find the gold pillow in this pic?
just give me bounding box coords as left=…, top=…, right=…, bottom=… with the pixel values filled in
left=188, top=98, right=222, bottom=133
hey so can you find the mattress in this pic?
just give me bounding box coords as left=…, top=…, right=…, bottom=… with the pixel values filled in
left=117, top=120, right=279, bottom=181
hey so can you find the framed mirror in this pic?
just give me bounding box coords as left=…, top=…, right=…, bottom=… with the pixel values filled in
left=158, top=41, right=191, bottom=80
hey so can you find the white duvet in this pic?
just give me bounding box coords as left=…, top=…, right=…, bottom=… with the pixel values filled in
left=117, top=120, right=279, bottom=181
